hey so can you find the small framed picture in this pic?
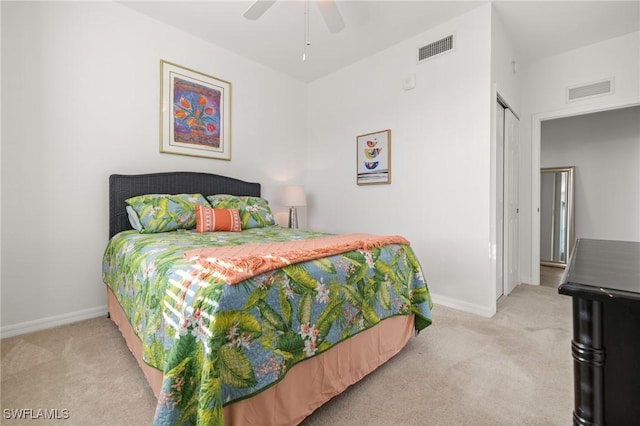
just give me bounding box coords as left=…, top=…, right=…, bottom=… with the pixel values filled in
left=356, top=129, right=391, bottom=185
left=160, top=60, right=231, bottom=160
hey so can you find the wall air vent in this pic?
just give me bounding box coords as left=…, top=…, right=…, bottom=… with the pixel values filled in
left=417, top=34, right=454, bottom=63
left=566, top=78, right=614, bottom=102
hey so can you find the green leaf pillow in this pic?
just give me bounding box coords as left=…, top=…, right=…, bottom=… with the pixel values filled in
left=125, top=193, right=209, bottom=233
left=206, top=194, right=275, bottom=229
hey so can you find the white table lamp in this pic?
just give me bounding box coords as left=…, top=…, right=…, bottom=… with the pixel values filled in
left=282, top=185, right=307, bottom=228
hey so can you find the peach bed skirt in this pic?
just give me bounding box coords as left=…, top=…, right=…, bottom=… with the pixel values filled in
left=107, top=287, right=414, bottom=425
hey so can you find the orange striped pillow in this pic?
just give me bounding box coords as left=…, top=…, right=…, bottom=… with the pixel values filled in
left=195, top=205, right=242, bottom=233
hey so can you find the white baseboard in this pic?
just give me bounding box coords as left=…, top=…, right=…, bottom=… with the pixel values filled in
left=0, top=306, right=108, bottom=339
left=430, top=293, right=495, bottom=318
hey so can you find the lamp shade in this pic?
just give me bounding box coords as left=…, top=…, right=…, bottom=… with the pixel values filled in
left=282, top=185, right=307, bottom=207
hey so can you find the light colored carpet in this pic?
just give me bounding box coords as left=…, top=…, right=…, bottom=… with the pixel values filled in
left=1, top=284, right=573, bottom=425
left=540, top=265, right=565, bottom=288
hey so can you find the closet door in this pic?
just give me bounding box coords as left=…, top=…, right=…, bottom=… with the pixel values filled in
left=504, top=107, right=520, bottom=295
left=496, top=101, right=505, bottom=299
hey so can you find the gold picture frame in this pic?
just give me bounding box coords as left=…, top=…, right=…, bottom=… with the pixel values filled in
left=160, top=60, right=231, bottom=160
left=356, top=129, right=391, bottom=185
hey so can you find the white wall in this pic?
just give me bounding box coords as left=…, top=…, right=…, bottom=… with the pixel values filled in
left=519, top=31, right=640, bottom=284
left=307, top=4, right=495, bottom=316
left=0, top=2, right=308, bottom=336
left=491, top=7, right=521, bottom=113
left=541, top=106, right=640, bottom=242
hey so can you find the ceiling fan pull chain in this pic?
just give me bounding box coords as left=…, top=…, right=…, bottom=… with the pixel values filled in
left=303, top=0, right=311, bottom=61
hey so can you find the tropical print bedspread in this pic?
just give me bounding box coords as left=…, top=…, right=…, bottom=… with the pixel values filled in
left=102, top=226, right=432, bottom=425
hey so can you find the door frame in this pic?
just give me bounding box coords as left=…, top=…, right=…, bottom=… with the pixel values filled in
left=530, top=97, right=640, bottom=285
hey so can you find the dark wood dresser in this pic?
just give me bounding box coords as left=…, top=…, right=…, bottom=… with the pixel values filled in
left=558, top=239, right=640, bottom=426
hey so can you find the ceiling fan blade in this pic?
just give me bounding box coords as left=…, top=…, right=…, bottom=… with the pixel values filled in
left=316, top=0, right=345, bottom=33
left=243, top=0, right=277, bottom=20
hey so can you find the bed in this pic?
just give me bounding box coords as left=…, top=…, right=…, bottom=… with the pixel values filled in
left=102, top=171, right=432, bottom=425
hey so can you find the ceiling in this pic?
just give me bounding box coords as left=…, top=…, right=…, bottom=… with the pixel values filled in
left=120, top=1, right=640, bottom=83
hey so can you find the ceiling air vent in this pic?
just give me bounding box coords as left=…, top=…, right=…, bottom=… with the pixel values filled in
left=566, top=78, right=614, bottom=102
left=417, top=34, right=454, bottom=63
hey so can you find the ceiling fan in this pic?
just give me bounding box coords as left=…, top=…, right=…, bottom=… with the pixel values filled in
left=243, top=0, right=346, bottom=34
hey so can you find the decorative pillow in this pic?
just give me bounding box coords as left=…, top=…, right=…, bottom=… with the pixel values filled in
left=125, top=193, right=209, bottom=233
left=206, top=194, right=275, bottom=229
left=126, top=205, right=143, bottom=231
left=195, top=205, right=242, bottom=233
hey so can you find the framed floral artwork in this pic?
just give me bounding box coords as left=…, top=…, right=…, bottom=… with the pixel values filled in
left=356, top=129, right=391, bottom=185
left=160, top=60, right=231, bottom=160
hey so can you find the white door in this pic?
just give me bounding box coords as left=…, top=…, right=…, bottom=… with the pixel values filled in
left=504, top=108, right=520, bottom=295
left=496, top=101, right=505, bottom=300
